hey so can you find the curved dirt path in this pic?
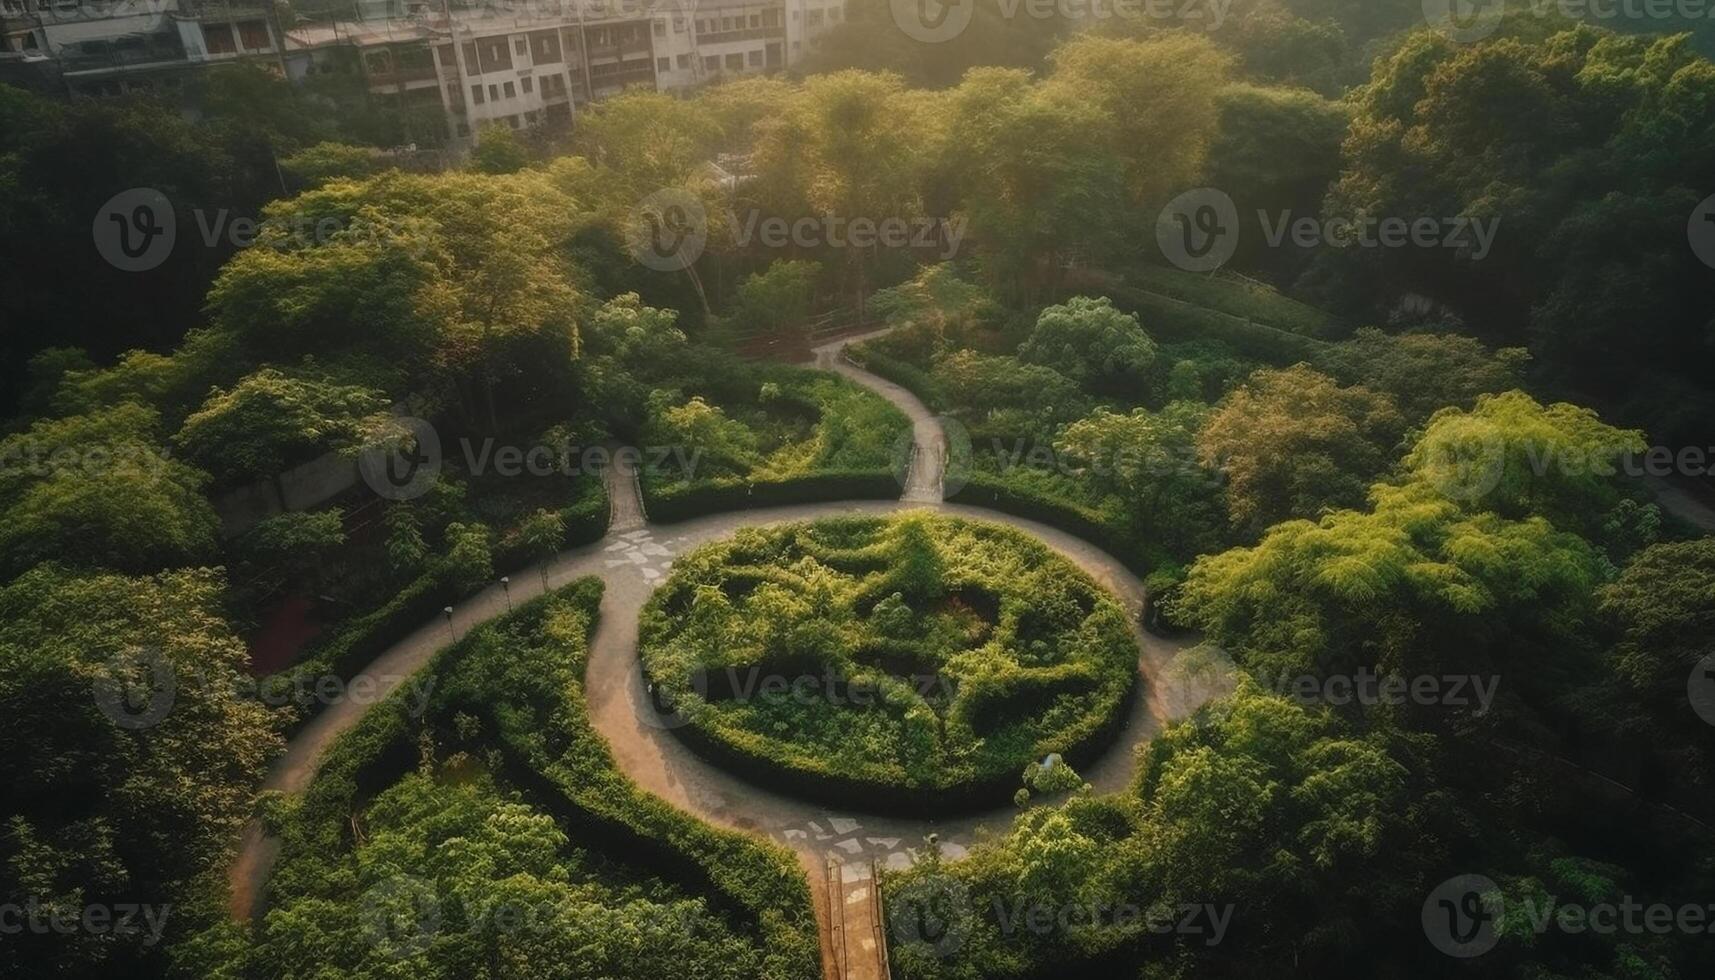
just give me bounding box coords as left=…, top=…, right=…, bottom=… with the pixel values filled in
left=228, top=333, right=1216, bottom=967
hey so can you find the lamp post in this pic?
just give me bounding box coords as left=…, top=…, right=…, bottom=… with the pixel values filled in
left=500, top=576, right=512, bottom=611
left=443, top=606, right=456, bottom=641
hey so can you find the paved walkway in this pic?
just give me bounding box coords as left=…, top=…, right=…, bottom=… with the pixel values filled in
left=227, top=332, right=1218, bottom=979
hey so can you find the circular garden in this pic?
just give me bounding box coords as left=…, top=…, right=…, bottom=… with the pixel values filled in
left=638, top=513, right=1140, bottom=810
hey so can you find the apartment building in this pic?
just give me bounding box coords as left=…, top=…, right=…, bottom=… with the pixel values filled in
left=0, top=0, right=846, bottom=139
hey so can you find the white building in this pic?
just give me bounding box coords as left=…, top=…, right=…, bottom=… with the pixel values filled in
left=0, top=0, right=845, bottom=140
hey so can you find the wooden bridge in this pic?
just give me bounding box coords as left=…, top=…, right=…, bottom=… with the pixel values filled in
left=825, top=858, right=891, bottom=980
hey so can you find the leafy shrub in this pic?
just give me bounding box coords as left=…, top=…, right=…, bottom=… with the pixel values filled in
left=638, top=514, right=1139, bottom=810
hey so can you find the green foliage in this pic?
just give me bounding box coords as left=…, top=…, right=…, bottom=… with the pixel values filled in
left=1131, top=264, right=1337, bottom=339
left=443, top=522, right=495, bottom=594
left=1198, top=365, right=1403, bottom=534
left=1021, top=755, right=1084, bottom=797
left=280, top=142, right=387, bottom=187
left=1103, top=283, right=1330, bottom=364
left=187, top=579, right=818, bottom=980
left=468, top=122, right=531, bottom=175
left=1405, top=391, right=1650, bottom=540
left=172, top=367, right=390, bottom=485
left=237, top=509, right=345, bottom=583
left=884, top=680, right=1414, bottom=979
left=639, top=515, right=1138, bottom=805
left=1055, top=401, right=1225, bottom=556
left=713, top=259, right=821, bottom=343
left=0, top=403, right=219, bottom=577
left=1328, top=22, right=1715, bottom=446
left=1017, top=296, right=1157, bottom=397
left=640, top=360, right=911, bottom=496
left=1315, top=327, right=1526, bottom=421
left=0, top=566, right=280, bottom=978
left=1171, top=479, right=1606, bottom=696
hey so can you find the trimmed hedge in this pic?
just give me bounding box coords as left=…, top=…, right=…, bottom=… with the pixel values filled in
left=639, top=515, right=1142, bottom=815
left=253, top=579, right=821, bottom=980
left=1102, top=284, right=1330, bottom=365
left=643, top=470, right=902, bottom=523
left=1129, top=264, right=1339, bottom=338
left=843, top=346, right=946, bottom=410
left=947, top=473, right=1160, bottom=578
left=654, top=682, right=1139, bottom=817
left=493, top=476, right=610, bottom=571
left=267, top=481, right=611, bottom=730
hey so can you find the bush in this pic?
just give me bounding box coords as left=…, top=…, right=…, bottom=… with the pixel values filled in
left=1102, top=284, right=1328, bottom=364
left=202, top=578, right=821, bottom=980
left=643, top=471, right=901, bottom=523
left=946, top=473, right=1161, bottom=578
left=638, top=514, right=1139, bottom=812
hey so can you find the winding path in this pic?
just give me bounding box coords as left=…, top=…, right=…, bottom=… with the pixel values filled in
left=227, top=332, right=1217, bottom=976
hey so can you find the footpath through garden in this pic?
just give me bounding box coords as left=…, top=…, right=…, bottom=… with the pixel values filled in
left=228, top=330, right=1218, bottom=979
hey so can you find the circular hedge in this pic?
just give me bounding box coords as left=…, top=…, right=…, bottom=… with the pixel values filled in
left=638, top=513, right=1140, bottom=811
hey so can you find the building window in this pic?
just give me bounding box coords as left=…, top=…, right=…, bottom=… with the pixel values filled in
left=673, top=15, right=685, bottom=31
left=747, top=48, right=761, bottom=66
left=471, top=84, right=484, bottom=104
left=463, top=42, right=479, bottom=73
left=807, top=8, right=823, bottom=25
left=507, top=114, right=520, bottom=129
left=478, top=38, right=513, bottom=72
left=503, top=80, right=516, bottom=98
left=237, top=20, right=269, bottom=51
left=676, top=53, right=690, bottom=68
left=201, top=23, right=236, bottom=55
left=703, top=54, right=718, bottom=71
left=653, top=20, right=665, bottom=36
left=521, top=75, right=533, bottom=93
left=489, top=83, right=499, bottom=100
left=749, top=13, right=760, bottom=26
left=514, top=37, right=526, bottom=55
left=531, top=30, right=561, bottom=63
left=657, top=56, right=669, bottom=72
left=447, top=82, right=461, bottom=104
left=724, top=52, right=742, bottom=70
left=437, top=44, right=455, bottom=67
